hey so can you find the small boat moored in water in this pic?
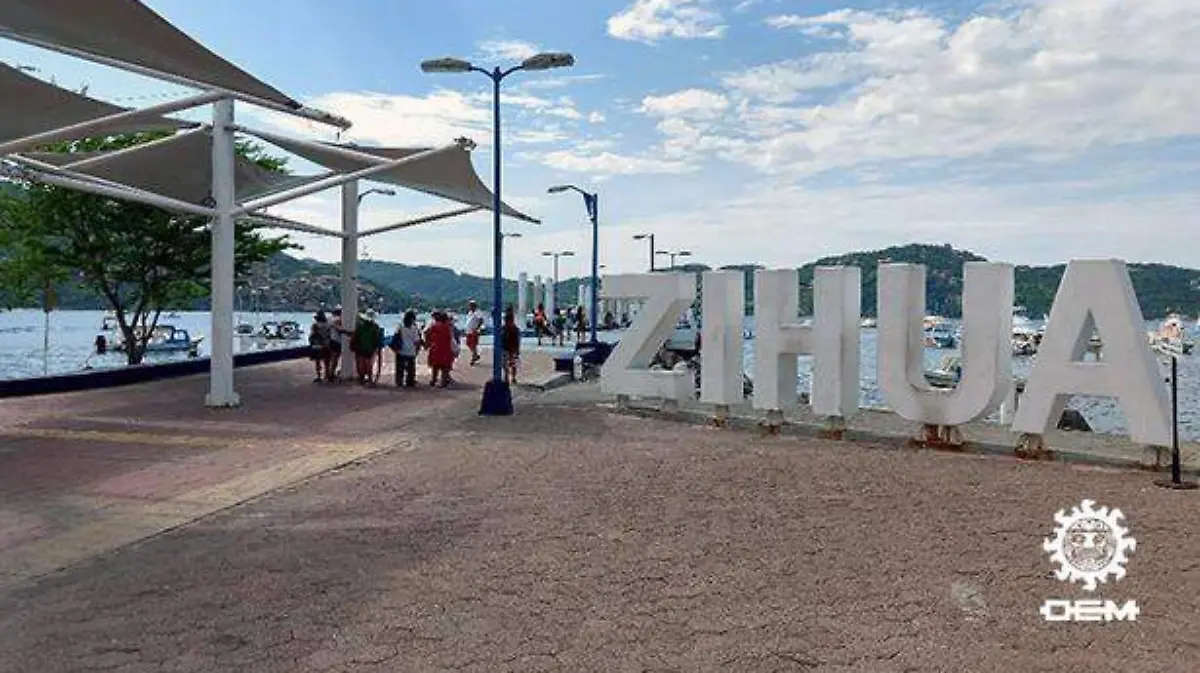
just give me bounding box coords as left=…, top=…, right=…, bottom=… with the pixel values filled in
left=114, top=324, right=203, bottom=357
left=1147, top=314, right=1194, bottom=356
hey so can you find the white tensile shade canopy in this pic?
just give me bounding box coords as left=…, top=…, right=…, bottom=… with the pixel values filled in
left=0, top=0, right=539, bottom=408
left=17, top=130, right=318, bottom=206
left=0, top=0, right=296, bottom=108
left=249, top=132, right=539, bottom=223
left=0, top=62, right=195, bottom=145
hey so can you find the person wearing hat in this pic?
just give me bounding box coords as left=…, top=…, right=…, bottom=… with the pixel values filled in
left=326, top=307, right=345, bottom=381
left=351, top=308, right=382, bottom=385
left=464, top=300, right=485, bottom=366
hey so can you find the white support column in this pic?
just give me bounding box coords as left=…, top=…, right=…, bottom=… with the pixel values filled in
left=546, top=280, right=556, bottom=316
left=205, top=98, right=239, bottom=408
left=517, top=272, right=528, bottom=321
left=340, top=180, right=359, bottom=379
left=533, top=275, right=544, bottom=311
left=578, top=284, right=586, bottom=309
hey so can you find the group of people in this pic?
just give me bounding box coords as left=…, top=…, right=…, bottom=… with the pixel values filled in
left=307, top=299, right=525, bottom=387
left=531, top=304, right=590, bottom=346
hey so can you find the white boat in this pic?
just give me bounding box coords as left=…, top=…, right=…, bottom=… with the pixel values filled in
left=925, top=355, right=961, bottom=389
left=1012, top=307, right=1041, bottom=356
left=100, top=314, right=118, bottom=331
left=114, top=324, right=202, bottom=357
left=860, top=317, right=877, bottom=329
left=1147, top=314, right=1194, bottom=356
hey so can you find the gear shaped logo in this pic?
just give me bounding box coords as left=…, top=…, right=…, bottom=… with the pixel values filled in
left=1043, top=499, right=1136, bottom=591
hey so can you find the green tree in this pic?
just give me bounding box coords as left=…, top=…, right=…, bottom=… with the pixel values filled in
left=0, top=132, right=295, bottom=364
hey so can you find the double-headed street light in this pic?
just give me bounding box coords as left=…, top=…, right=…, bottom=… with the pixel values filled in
left=357, top=188, right=395, bottom=260
left=656, top=249, right=691, bottom=270
left=542, top=250, right=575, bottom=313
left=633, top=233, right=656, bottom=272
left=548, top=184, right=599, bottom=344
left=421, top=50, right=575, bottom=417
left=357, top=187, right=396, bottom=204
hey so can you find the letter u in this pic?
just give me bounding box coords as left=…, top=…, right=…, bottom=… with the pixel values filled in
left=876, top=262, right=1013, bottom=426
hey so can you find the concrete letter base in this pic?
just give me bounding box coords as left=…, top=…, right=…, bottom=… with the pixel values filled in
left=711, top=404, right=730, bottom=428
left=1014, top=433, right=1052, bottom=460
left=761, top=409, right=784, bottom=436
left=909, top=424, right=966, bottom=451
left=818, top=416, right=847, bottom=440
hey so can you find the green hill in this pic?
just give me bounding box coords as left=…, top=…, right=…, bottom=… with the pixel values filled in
left=718, top=243, right=1198, bottom=318
left=8, top=243, right=1199, bottom=319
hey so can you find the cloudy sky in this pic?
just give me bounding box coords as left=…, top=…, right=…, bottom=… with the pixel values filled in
left=3, top=0, right=1199, bottom=280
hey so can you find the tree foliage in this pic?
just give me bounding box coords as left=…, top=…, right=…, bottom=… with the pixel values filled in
left=0, top=132, right=295, bottom=364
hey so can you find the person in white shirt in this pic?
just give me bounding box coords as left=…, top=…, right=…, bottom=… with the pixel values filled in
left=464, top=299, right=485, bottom=366
left=389, top=310, right=423, bottom=387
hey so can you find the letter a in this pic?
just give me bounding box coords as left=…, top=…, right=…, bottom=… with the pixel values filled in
left=600, top=273, right=696, bottom=401
left=877, top=262, right=1013, bottom=426
left=1012, top=260, right=1170, bottom=446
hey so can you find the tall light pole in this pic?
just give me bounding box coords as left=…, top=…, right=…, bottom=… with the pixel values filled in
left=549, top=184, right=600, bottom=344
left=541, top=250, right=575, bottom=313
left=422, top=51, right=575, bottom=416
left=656, top=249, right=691, bottom=270
left=356, top=188, right=395, bottom=265
left=633, top=233, right=656, bottom=272
left=357, top=187, right=396, bottom=204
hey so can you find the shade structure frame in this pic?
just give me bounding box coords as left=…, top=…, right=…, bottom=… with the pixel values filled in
left=1, top=155, right=219, bottom=218
left=0, top=0, right=350, bottom=129
left=236, top=125, right=540, bottom=224
left=358, top=205, right=485, bottom=238
left=0, top=66, right=208, bottom=156
left=233, top=143, right=464, bottom=216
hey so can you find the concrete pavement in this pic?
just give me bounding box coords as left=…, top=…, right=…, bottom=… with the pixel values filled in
left=0, top=360, right=1197, bottom=671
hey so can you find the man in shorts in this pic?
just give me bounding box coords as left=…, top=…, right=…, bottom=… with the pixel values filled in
left=464, top=299, right=485, bottom=366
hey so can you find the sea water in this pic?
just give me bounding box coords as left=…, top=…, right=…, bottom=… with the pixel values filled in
left=2, top=309, right=1197, bottom=441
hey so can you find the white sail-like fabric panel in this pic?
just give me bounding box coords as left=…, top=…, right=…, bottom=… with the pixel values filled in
left=0, top=0, right=297, bottom=107
left=0, top=63, right=194, bottom=144
left=254, top=135, right=539, bottom=223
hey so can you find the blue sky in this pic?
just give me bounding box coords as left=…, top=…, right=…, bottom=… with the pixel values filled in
left=3, top=0, right=1199, bottom=280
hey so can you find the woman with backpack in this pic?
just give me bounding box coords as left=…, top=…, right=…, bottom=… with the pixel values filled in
left=389, top=310, right=422, bottom=387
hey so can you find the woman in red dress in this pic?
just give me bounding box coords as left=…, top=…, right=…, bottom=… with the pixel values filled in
left=424, top=311, right=456, bottom=387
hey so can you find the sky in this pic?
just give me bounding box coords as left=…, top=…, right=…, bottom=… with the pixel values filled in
left=2, top=0, right=1199, bottom=281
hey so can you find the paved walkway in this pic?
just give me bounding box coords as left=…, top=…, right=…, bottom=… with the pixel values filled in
left=0, top=351, right=555, bottom=589
left=1, top=366, right=1198, bottom=671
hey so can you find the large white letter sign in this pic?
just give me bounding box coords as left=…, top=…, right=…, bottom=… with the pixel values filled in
left=700, top=271, right=745, bottom=406
left=1012, top=260, right=1170, bottom=446
left=600, top=273, right=697, bottom=401
left=877, top=262, right=1013, bottom=426
left=752, top=267, right=861, bottom=416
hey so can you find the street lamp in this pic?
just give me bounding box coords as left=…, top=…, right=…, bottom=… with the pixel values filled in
left=633, top=233, right=656, bottom=272
left=422, top=50, right=575, bottom=416
left=656, top=249, right=691, bottom=270
left=548, top=184, right=600, bottom=344
left=357, top=187, right=396, bottom=204
left=541, top=250, right=575, bottom=313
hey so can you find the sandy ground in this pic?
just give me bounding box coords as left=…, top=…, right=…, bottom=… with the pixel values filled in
left=0, top=369, right=1198, bottom=671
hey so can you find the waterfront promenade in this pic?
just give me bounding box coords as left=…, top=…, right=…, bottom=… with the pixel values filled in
left=1, top=359, right=1198, bottom=672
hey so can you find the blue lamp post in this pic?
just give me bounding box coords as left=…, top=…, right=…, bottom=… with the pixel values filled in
left=421, top=51, right=575, bottom=416
left=548, top=184, right=600, bottom=345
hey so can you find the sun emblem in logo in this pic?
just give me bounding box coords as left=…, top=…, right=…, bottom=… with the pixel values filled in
left=1043, top=499, right=1136, bottom=591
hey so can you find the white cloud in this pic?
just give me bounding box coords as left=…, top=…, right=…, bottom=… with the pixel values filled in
left=607, top=0, right=727, bottom=44
left=539, top=149, right=696, bottom=176
left=249, top=88, right=597, bottom=148
left=680, top=0, right=1200, bottom=176
left=476, top=39, right=541, bottom=62
left=517, top=74, right=608, bottom=90
left=639, top=88, right=730, bottom=118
